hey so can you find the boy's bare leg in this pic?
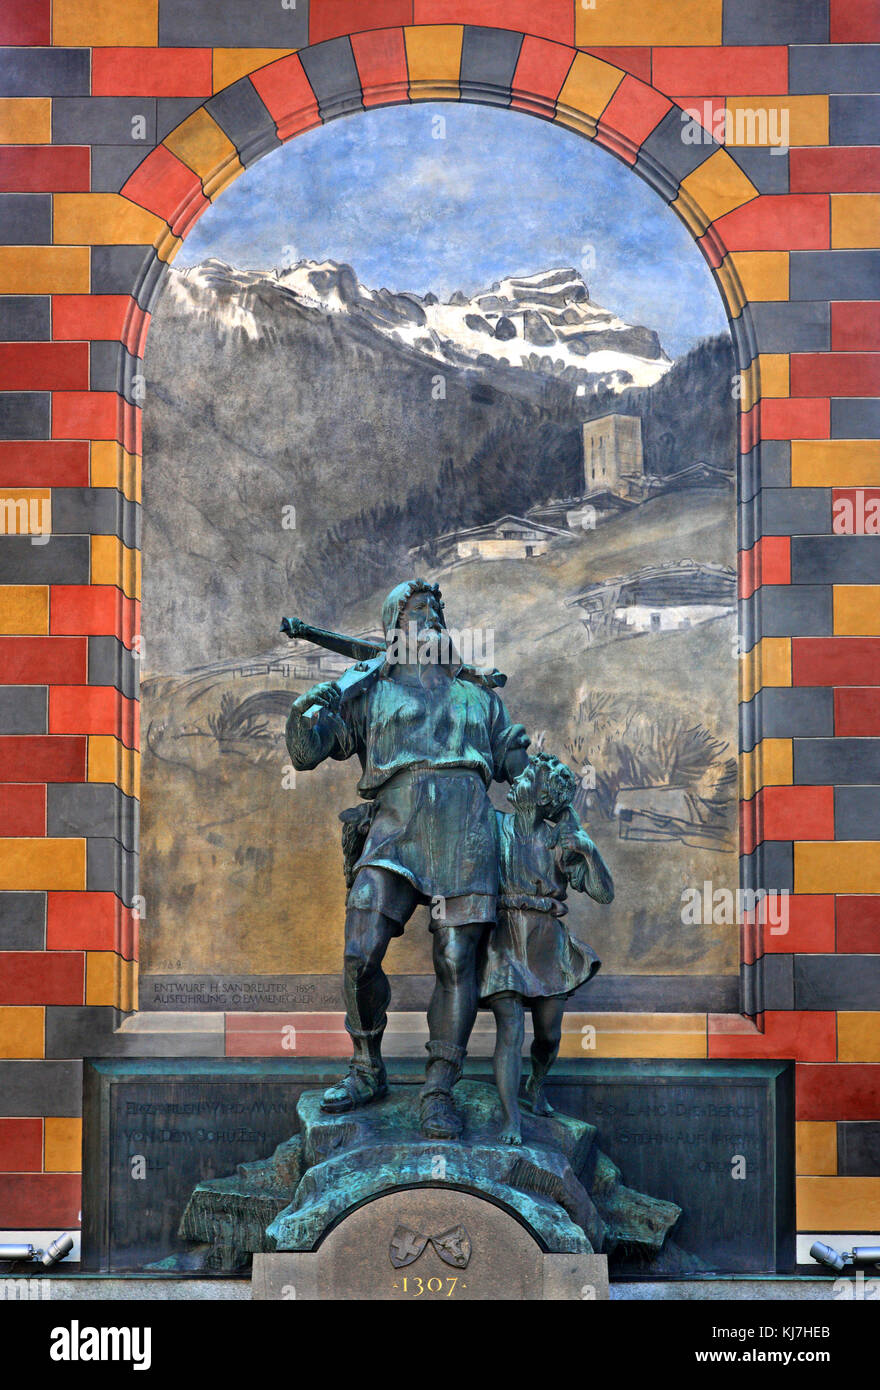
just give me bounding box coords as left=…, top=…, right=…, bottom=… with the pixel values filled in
left=525, top=995, right=565, bottom=1116
left=490, top=993, right=525, bottom=1144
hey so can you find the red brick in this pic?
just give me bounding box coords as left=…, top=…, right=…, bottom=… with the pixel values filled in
left=791, top=147, right=880, bottom=194
left=0, top=783, right=45, bottom=836
left=351, top=27, right=410, bottom=109
left=739, top=535, right=791, bottom=599
left=710, top=1010, right=837, bottom=1062
left=0, top=441, right=88, bottom=488
left=793, top=636, right=880, bottom=686
left=759, top=398, right=831, bottom=441
left=796, top=1063, right=880, bottom=1120
left=250, top=55, right=321, bottom=142
left=832, top=486, right=880, bottom=535
left=837, top=895, right=880, bottom=952
left=832, top=302, right=880, bottom=352
left=597, top=75, right=672, bottom=163
left=50, top=586, right=139, bottom=645
left=831, top=0, right=880, bottom=43
left=758, top=894, right=836, bottom=954
left=52, top=295, right=134, bottom=344
left=0, top=1174, right=81, bottom=1227
left=675, top=97, right=725, bottom=136
left=0, top=1118, right=42, bottom=1173
left=762, top=785, right=835, bottom=845
left=122, top=146, right=208, bottom=239
left=0, top=146, right=90, bottom=193
left=51, top=391, right=120, bottom=444
left=713, top=195, right=829, bottom=252
left=47, top=891, right=136, bottom=959
left=0, top=736, right=85, bottom=784
left=0, top=1, right=50, bottom=46
left=310, top=0, right=412, bottom=45
left=0, top=952, right=84, bottom=1006
left=414, top=0, right=574, bottom=44
left=0, top=637, right=87, bottom=685
left=835, top=687, right=880, bottom=736
left=740, top=401, right=759, bottom=454
left=0, top=342, right=88, bottom=393
left=511, top=36, right=574, bottom=117
left=580, top=49, right=651, bottom=84
left=652, top=46, right=789, bottom=96
left=49, top=687, right=138, bottom=747
left=791, top=352, right=880, bottom=398
left=92, top=49, right=213, bottom=98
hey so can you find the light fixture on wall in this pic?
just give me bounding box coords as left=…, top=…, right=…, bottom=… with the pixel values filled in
left=0, top=1233, right=74, bottom=1267
left=810, top=1241, right=880, bottom=1273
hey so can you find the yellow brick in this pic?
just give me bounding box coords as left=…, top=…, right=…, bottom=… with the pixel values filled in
left=163, top=110, right=243, bottom=200
left=88, top=736, right=140, bottom=799
left=559, top=1013, right=707, bottom=1059
left=0, top=585, right=48, bottom=635
left=0, top=490, right=51, bottom=537
left=834, top=585, right=880, bottom=636
left=0, top=246, right=89, bottom=294
left=725, top=96, right=829, bottom=148
left=792, top=440, right=880, bottom=487
left=0, top=98, right=51, bottom=145
left=675, top=149, right=759, bottom=234
left=757, top=353, right=790, bottom=399
left=87, top=952, right=136, bottom=1011
left=576, top=0, right=722, bottom=44
left=44, top=1117, right=82, bottom=1173
left=727, top=250, right=789, bottom=303
left=405, top=25, right=463, bottom=100
left=795, top=842, right=880, bottom=895
left=831, top=194, right=880, bottom=249
left=740, top=638, right=792, bottom=703
left=0, top=839, right=86, bottom=891
left=91, top=535, right=140, bottom=600
left=838, top=1013, right=880, bottom=1063
left=797, top=1177, right=880, bottom=1232
left=796, top=1122, right=837, bottom=1176
left=53, top=0, right=158, bottom=46
left=53, top=194, right=168, bottom=248
left=0, top=1007, right=44, bottom=1059
left=90, top=442, right=141, bottom=502
left=213, top=49, right=295, bottom=92
left=741, top=738, right=793, bottom=801
left=556, top=52, right=624, bottom=138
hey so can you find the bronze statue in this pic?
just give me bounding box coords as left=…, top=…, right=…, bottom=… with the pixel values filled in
left=284, top=579, right=530, bottom=1139
left=478, top=752, right=614, bottom=1145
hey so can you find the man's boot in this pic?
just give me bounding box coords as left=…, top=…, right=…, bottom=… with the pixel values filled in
left=419, top=1040, right=466, bottom=1139
left=321, top=1017, right=388, bottom=1113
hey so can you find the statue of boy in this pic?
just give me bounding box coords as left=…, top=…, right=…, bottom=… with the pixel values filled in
left=478, top=752, right=614, bottom=1145
left=285, top=579, right=530, bottom=1139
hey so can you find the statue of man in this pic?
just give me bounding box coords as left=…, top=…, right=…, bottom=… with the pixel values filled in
left=285, top=579, right=530, bottom=1139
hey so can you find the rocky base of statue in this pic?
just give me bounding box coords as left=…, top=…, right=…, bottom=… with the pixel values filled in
left=164, top=1081, right=682, bottom=1274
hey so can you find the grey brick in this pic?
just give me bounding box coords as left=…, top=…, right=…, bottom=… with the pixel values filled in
left=750, top=301, right=830, bottom=354
left=838, top=1122, right=880, bottom=1178
left=89, top=636, right=139, bottom=699
left=0, top=392, right=49, bottom=440
left=791, top=45, right=880, bottom=96
left=835, top=787, right=880, bottom=840
left=791, top=535, right=880, bottom=584
left=0, top=536, right=89, bottom=584
left=460, top=26, right=522, bottom=107
left=742, top=441, right=791, bottom=503
left=761, top=954, right=795, bottom=1011
left=724, top=0, right=828, bottom=43
left=51, top=488, right=139, bottom=547
left=794, top=738, right=880, bottom=785
left=742, top=687, right=834, bottom=751
left=46, top=1007, right=227, bottom=1058
left=739, top=585, right=833, bottom=643
left=0, top=1060, right=82, bottom=1115
left=298, top=38, right=363, bottom=121
left=91, top=245, right=165, bottom=309
left=48, top=783, right=138, bottom=851
left=205, top=78, right=280, bottom=166
left=158, top=0, right=308, bottom=48
left=0, top=892, right=45, bottom=950
left=91, top=146, right=152, bottom=194
left=87, top=838, right=138, bottom=903
left=728, top=146, right=789, bottom=195
left=795, top=955, right=880, bottom=1010
left=740, top=488, right=831, bottom=547
left=634, top=108, right=719, bottom=203
left=156, top=98, right=206, bottom=143
left=52, top=97, right=157, bottom=146
left=832, top=398, right=880, bottom=440
left=0, top=48, right=90, bottom=98
left=730, top=309, right=757, bottom=372
left=790, top=251, right=880, bottom=302
left=831, top=94, right=880, bottom=146
left=89, top=342, right=144, bottom=408
left=0, top=297, right=50, bottom=341
left=0, top=686, right=46, bottom=734
left=741, top=840, right=794, bottom=894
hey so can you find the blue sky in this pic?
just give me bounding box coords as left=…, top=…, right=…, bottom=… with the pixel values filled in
left=177, top=103, right=729, bottom=359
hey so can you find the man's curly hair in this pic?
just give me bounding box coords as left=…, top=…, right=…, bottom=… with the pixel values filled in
left=531, top=751, right=576, bottom=817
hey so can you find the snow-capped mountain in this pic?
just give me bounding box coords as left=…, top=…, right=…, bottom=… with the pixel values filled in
left=162, top=258, right=672, bottom=393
